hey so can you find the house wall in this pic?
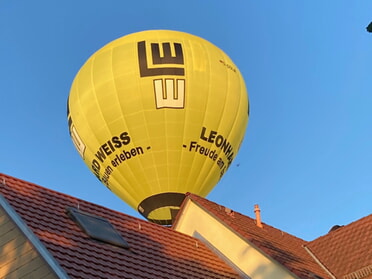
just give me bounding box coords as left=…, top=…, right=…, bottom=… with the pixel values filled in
left=0, top=207, right=58, bottom=279
left=174, top=200, right=299, bottom=279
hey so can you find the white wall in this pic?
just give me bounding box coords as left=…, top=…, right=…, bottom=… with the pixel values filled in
left=174, top=200, right=299, bottom=279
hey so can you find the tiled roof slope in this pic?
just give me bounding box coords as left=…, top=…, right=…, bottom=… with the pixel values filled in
left=0, top=173, right=241, bottom=279
left=307, top=214, right=372, bottom=279
left=184, top=193, right=332, bottom=279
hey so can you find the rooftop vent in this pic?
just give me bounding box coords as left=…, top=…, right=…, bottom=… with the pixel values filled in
left=66, top=207, right=130, bottom=249
left=328, top=224, right=343, bottom=233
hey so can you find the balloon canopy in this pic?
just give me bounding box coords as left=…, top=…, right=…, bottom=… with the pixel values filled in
left=67, top=30, right=249, bottom=225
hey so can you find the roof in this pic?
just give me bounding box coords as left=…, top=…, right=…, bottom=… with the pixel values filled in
left=0, top=173, right=241, bottom=279
left=307, top=214, right=372, bottom=279
left=182, top=193, right=332, bottom=279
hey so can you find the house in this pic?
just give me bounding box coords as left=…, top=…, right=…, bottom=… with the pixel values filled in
left=174, top=194, right=372, bottom=279
left=0, top=173, right=240, bottom=279
left=0, top=172, right=371, bottom=279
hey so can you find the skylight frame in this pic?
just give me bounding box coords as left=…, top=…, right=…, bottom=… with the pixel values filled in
left=66, top=207, right=130, bottom=249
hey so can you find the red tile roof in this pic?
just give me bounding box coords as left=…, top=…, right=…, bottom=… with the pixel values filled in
left=0, top=173, right=241, bottom=279
left=307, top=214, right=372, bottom=279
left=183, top=193, right=332, bottom=279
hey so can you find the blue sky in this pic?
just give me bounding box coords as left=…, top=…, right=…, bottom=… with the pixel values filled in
left=1, top=0, right=371, bottom=241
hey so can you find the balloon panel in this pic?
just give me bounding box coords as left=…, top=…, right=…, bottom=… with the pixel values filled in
left=67, top=30, right=249, bottom=225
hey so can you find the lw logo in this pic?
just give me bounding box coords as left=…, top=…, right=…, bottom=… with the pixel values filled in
left=138, top=41, right=185, bottom=109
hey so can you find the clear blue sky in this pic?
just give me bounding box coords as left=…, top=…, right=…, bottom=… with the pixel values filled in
left=1, top=0, right=371, bottom=241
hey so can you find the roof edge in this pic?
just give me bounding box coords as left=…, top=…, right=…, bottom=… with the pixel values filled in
left=0, top=193, right=70, bottom=279
left=303, top=245, right=336, bottom=279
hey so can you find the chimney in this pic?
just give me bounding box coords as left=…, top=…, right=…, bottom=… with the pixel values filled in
left=254, top=204, right=263, bottom=228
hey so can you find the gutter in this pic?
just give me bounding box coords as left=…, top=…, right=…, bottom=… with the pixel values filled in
left=0, top=194, right=70, bottom=279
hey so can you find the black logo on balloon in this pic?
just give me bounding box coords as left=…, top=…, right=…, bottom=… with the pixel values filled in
left=138, top=41, right=186, bottom=109
left=138, top=41, right=185, bottom=77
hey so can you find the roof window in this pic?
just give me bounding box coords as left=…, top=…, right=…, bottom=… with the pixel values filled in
left=66, top=207, right=130, bottom=249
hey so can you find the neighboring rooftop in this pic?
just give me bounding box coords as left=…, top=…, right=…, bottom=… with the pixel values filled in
left=177, top=193, right=371, bottom=279
left=180, top=193, right=332, bottom=279
left=0, top=173, right=241, bottom=279
left=307, top=214, right=372, bottom=279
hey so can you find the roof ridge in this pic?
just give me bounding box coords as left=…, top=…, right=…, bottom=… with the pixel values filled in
left=309, top=213, right=372, bottom=244
left=185, top=192, right=307, bottom=242
left=0, top=173, right=147, bottom=223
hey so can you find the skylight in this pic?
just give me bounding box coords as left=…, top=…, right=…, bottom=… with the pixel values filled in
left=66, top=207, right=130, bottom=249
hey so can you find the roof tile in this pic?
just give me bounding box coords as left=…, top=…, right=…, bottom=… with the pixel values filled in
left=308, top=214, right=372, bottom=279
left=0, top=173, right=241, bottom=279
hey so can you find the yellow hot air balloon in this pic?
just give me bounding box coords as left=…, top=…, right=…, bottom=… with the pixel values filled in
left=67, top=30, right=249, bottom=225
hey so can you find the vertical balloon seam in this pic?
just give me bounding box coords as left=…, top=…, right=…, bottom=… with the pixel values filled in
left=137, top=32, right=164, bottom=206
left=128, top=43, right=157, bottom=203
left=176, top=37, right=196, bottom=194
left=196, top=49, right=231, bottom=196
left=109, top=45, right=148, bottom=208
left=163, top=34, right=184, bottom=201
left=136, top=72, right=158, bottom=205
left=140, top=31, right=164, bottom=200
left=193, top=39, right=227, bottom=196
left=146, top=83, right=164, bottom=198
left=226, top=82, right=246, bottom=166
left=110, top=46, right=143, bottom=208
left=72, top=57, right=124, bottom=201
left=172, top=37, right=191, bottom=199
left=221, top=72, right=248, bottom=175
left=91, top=46, right=136, bottom=209
left=189, top=39, right=221, bottom=196
left=77, top=58, right=106, bottom=175
left=149, top=31, right=182, bottom=221
left=129, top=33, right=155, bottom=202
left=200, top=54, right=247, bottom=197
left=139, top=33, right=181, bottom=221
left=203, top=58, right=236, bottom=195
left=90, top=50, right=136, bottom=206
left=182, top=39, right=210, bottom=195
left=175, top=37, right=190, bottom=191
left=145, top=32, right=168, bottom=198
left=132, top=44, right=161, bottom=206
left=164, top=110, right=171, bottom=195
left=162, top=35, right=178, bottom=186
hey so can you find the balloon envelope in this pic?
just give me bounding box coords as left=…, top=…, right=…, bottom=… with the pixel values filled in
left=67, top=30, right=249, bottom=225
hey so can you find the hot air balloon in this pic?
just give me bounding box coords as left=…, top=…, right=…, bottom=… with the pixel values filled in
left=67, top=30, right=249, bottom=225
